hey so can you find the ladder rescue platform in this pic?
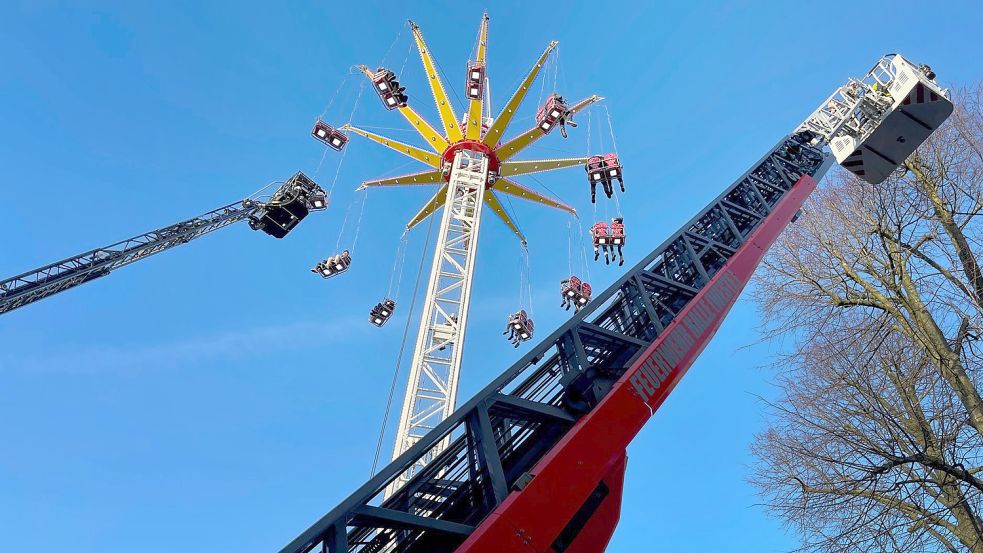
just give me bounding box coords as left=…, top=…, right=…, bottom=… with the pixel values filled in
left=802, top=54, right=953, bottom=184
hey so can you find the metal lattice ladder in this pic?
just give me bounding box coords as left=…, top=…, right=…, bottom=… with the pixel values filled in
left=388, top=150, right=490, bottom=495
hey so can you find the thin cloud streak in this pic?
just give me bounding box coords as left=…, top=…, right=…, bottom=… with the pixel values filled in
left=0, top=319, right=360, bottom=374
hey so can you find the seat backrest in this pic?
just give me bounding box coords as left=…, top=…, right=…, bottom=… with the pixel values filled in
left=603, top=153, right=620, bottom=167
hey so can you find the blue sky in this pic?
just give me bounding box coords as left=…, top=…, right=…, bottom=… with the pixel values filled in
left=2, top=1, right=981, bottom=551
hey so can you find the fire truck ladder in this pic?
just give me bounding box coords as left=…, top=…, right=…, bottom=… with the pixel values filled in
left=281, top=137, right=831, bottom=553
left=0, top=172, right=325, bottom=315
left=279, top=52, right=952, bottom=553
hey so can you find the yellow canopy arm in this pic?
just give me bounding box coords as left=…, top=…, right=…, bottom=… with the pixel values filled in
left=482, top=41, right=558, bottom=147
left=499, top=157, right=589, bottom=177
left=357, top=170, right=444, bottom=191
left=342, top=124, right=442, bottom=168
left=399, top=105, right=450, bottom=152
left=465, top=14, right=490, bottom=140
left=495, top=95, right=602, bottom=161
left=483, top=190, right=526, bottom=244
left=409, top=20, right=463, bottom=142
left=491, top=178, right=575, bottom=214
left=407, top=184, right=449, bottom=229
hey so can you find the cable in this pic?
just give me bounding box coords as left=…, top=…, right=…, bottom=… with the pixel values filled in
left=431, top=46, right=467, bottom=114
left=350, top=190, right=369, bottom=255
left=501, top=192, right=525, bottom=239
left=392, top=231, right=410, bottom=299
left=346, top=78, right=367, bottom=127
left=468, top=17, right=480, bottom=63
left=604, top=104, right=620, bottom=156
left=602, top=104, right=623, bottom=218
left=319, top=72, right=351, bottom=120
left=537, top=50, right=549, bottom=109
left=552, top=45, right=559, bottom=94
left=320, top=131, right=350, bottom=192
left=315, top=67, right=360, bottom=177
left=586, top=108, right=598, bottom=223
left=387, top=232, right=409, bottom=298
left=612, top=182, right=623, bottom=218
left=516, top=242, right=529, bottom=310
left=335, top=195, right=354, bottom=251
left=370, top=207, right=438, bottom=476
left=567, top=218, right=574, bottom=277
left=577, top=214, right=592, bottom=283
left=355, top=125, right=418, bottom=133
left=380, top=23, right=405, bottom=68
left=594, top=110, right=610, bottom=221
left=398, top=41, right=412, bottom=80
left=523, top=244, right=534, bottom=319
left=319, top=79, right=365, bottom=193
left=526, top=174, right=564, bottom=208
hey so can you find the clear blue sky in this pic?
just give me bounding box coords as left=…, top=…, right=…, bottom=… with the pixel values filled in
left=2, top=2, right=981, bottom=551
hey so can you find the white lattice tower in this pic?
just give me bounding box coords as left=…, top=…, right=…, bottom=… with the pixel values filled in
left=387, top=151, right=488, bottom=493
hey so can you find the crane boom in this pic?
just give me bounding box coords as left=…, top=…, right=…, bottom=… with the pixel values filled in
left=278, top=54, right=951, bottom=553
left=0, top=172, right=325, bottom=315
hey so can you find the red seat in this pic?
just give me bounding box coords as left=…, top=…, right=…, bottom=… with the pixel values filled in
left=592, top=222, right=609, bottom=245
left=536, top=94, right=568, bottom=134
left=603, top=154, right=622, bottom=184
left=313, top=250, right=352, bottom=279
left=466, top=63, right=485, bottom=100
left=311, top=120, right=348, bottom=151
left=372, top=68, right=408, bottom=110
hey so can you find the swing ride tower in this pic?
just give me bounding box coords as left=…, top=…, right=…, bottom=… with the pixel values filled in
left=339, top=15, right=602, bottom=487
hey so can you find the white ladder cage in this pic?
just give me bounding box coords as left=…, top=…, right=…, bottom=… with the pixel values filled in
left=798, top=54, right=953, bottom=184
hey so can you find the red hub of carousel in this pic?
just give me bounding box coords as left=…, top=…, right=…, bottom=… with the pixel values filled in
left=441, top=140, right=500, bottom=185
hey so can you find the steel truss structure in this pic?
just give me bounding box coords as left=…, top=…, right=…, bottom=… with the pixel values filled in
left=391, top=151, right=490, bottom=492
left=0, top=172, right=324, bottom=315
left=280, top=135, right=833, bottom=553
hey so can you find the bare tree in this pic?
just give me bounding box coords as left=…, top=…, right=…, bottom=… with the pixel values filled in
left=752, top=84, right=983, bottom=552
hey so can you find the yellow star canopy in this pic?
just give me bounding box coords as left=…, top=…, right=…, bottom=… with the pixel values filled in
left=344, top=14, right=600, bottom=241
